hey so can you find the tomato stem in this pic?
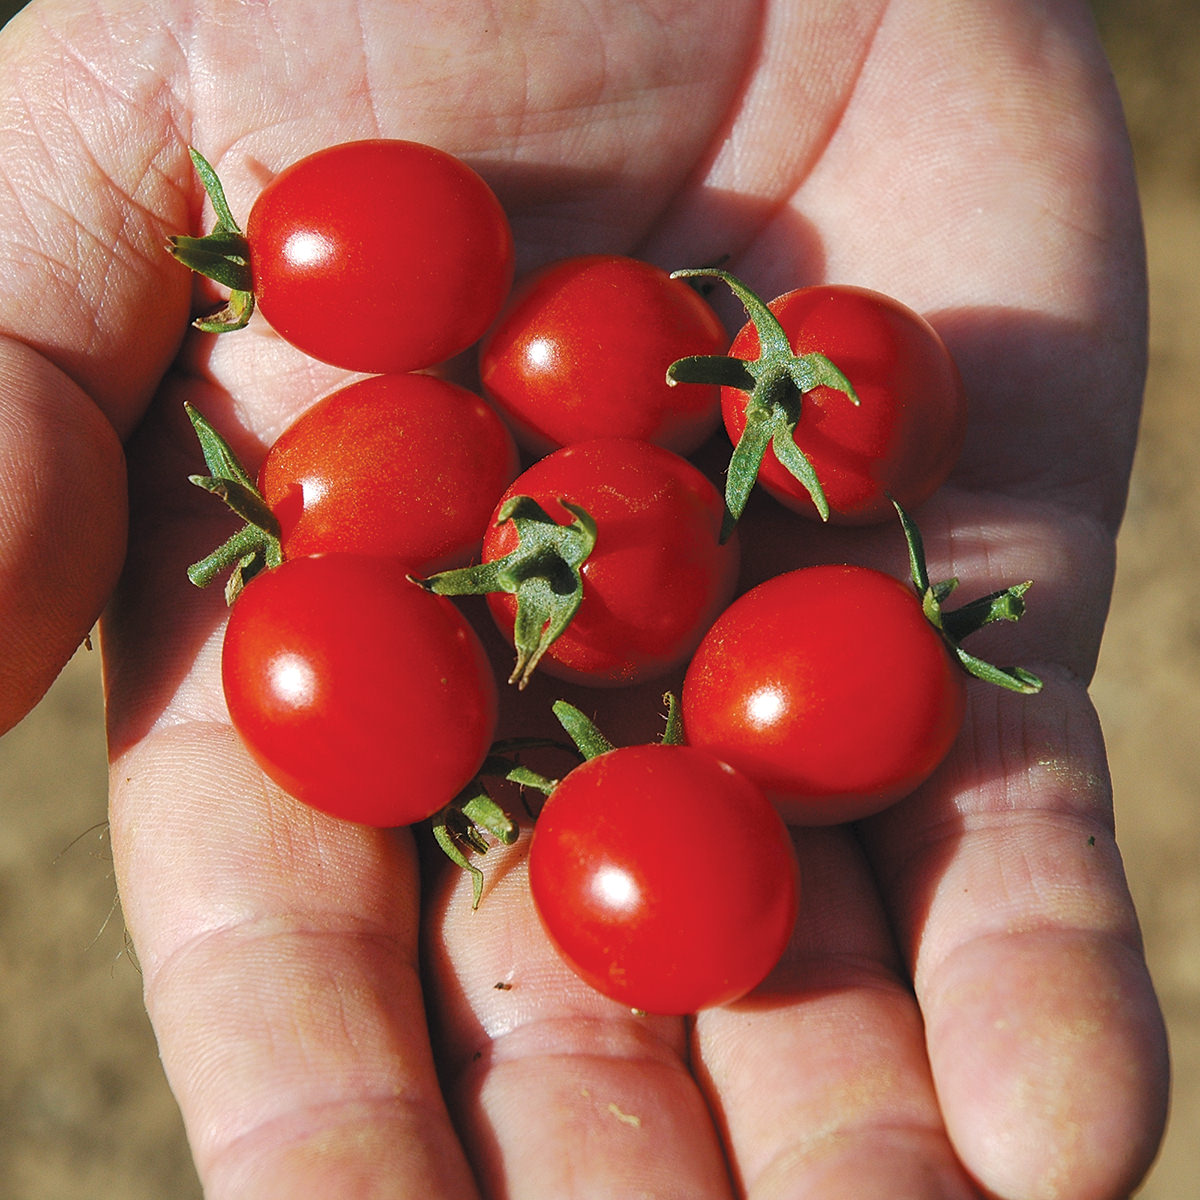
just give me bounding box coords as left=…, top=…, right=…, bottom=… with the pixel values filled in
left=552, top=700, right=616, bottom=760
left=660, top=692, right=685, bottom=746
left=431, top=738, right=578, bottom=908
left=168, top=148, right=256, bottom=332
left=414, top=496, right=597, bottom=688
left=430, top=781, right=519, bottom=909
left=551, top=693, right=686, bottom=761
left=183, top=403, right=282, bottom=603
left=895, top=500, right=1042, bottom=694
left=667, top=267, right=858, bottom=537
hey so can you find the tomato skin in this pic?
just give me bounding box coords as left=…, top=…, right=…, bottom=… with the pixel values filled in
left=222, top=554, right=497, bottom=827
left=681, top=565, right=967, bottom=824
left=528, top=743, right=799, bottom=1014
left=484, top=438, right=739, bottom=686
left=479, top=255, right=727, bottom=456
left=723, top=285, right=966, bottom=523
left=258, top=373, right=519, bottom=573
left=246, top=140, right=514, bottom=373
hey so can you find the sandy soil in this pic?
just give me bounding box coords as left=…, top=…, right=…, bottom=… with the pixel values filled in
left=1, top=1, right=1196, bottom=1196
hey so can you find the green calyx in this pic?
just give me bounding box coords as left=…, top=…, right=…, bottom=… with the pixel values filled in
left=184, top=403, right=282, bottom=604
left=895, top=500, right=1043, bottom=694
left=430, top=776, right=523, bottom=911
left=414, top=496, right=597, bottom=689
left=437, top=695, right=686, bottom=907
left=168, top=148, right=256, bottom=332
left=667, top=267, right=858, bottom=539
left=550, top=692, right=685, bottom=762
left=432, top=736, right=576, bottom=909
left=550, top=700, right=615, bottom=760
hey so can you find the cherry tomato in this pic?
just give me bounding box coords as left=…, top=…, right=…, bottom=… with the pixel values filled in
left=722, top=284, right=966, bottom=523
left=528, top=743, right=799, bottom=1014
left=176, top=140, right=515, bottom=372
left=681, top=564, right=967, bottom=824
left=482, top=438, right=738, bottom=686
left=222, top=554, right=497, bottom=827
left=478, top=255, right=727, bottom=455
left=258, top=373, right=519, bottom=573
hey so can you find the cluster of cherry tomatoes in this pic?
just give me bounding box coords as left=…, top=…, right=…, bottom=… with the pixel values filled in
left=171, top=138, right=1041, bottom=1016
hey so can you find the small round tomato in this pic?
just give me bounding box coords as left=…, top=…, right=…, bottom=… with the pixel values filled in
left=249, top=140, right=513, bottom=372
left=479, top=255, right=727, bottom=455
left=528, top=743, right=799, bottom=1014
left=722, top=284, right=966, bottom=523
left=480, top=438, right=738, bottom=686
left=682, top=564, right=966, bottom=824
left=258, top=373, right=519, bottom=573
left=174, top=140, right=514, bottom=373
left=222, top=554, right=497, bottom=826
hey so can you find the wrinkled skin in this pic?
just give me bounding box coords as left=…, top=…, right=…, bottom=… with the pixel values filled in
left=0, top=3, right=1169, bottom=1198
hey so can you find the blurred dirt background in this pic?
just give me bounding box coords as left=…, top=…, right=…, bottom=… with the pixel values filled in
left=1, top=2, right=1196, bottom=1196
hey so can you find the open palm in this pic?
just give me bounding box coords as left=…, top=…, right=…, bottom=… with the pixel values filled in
left=0, top=2, right=1169, bottom=1197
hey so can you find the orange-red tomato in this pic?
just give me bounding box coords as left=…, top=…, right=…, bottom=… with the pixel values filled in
left=222, top=554, right=497, bottom=827
left=258, top=373, right=519, bottom=574
left=683, top=564, right=967, bottom=823
left=529, top=743, right=799, bottom=1014
left=247, top=140, right=513, bottom=372
left=480, top=255, right=727, bottom=456
left=722, top=284, right=966, bottom=523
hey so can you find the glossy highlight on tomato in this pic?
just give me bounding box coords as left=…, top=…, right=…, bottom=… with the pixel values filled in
left=528, top=743, right=799, bottom=1014
left=258, top=373, right=519, bottom=573
left=221, top=554, right=498, bottom=827
left=479, top=254, right=727, bottom=455
left=682, top=564, right=967, bottom=824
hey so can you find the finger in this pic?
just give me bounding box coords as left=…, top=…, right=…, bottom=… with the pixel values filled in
left=860, top=672, right=1170, bottom=1200
left=108, top=721, right=481, bottom=1200
left=0, top=338, right=127, bottom=733
left=693, top=826, right=980, bottom=1200
left=421, top=826, right=735, bottom=1200
left=420, top=667, right=734, bottom=1199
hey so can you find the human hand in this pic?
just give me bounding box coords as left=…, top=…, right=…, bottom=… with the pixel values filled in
left=0, top=2, right=1168, bottom=1197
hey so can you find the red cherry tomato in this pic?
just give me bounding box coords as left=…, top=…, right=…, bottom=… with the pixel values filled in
left=528, top=743, right=799, bottom=1014
left=723, top=285, right=966, bottom=523
left=479, top=255, right=727, bottom=455
left=222, top=554, right=497, bottom=827
left=483, top=438, right=739, bottom=686
left=258, top=373, right=519, bottom=573
left=246, top=140, right=514, bottom=372
left=682, top=564, right=966, bottom=824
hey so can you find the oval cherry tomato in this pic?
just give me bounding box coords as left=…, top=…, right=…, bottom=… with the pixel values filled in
left=722, top=284, right=966, bottom=523
left=479, top=255, right=727, bottom=455
left=528, top=742, right=799, bottom=1014
left=222, top=554, right=497, bottom=827
left=245, top=140, right=513, bottom=372
left=483, top=438, right=739, bottom=686
left=682, top=564, right=966, bottom=824
left=258, top=373, right=519, bottom=573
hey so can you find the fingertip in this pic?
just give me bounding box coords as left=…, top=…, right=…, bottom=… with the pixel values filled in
left=928, top=931, right=1169, bottom=1200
